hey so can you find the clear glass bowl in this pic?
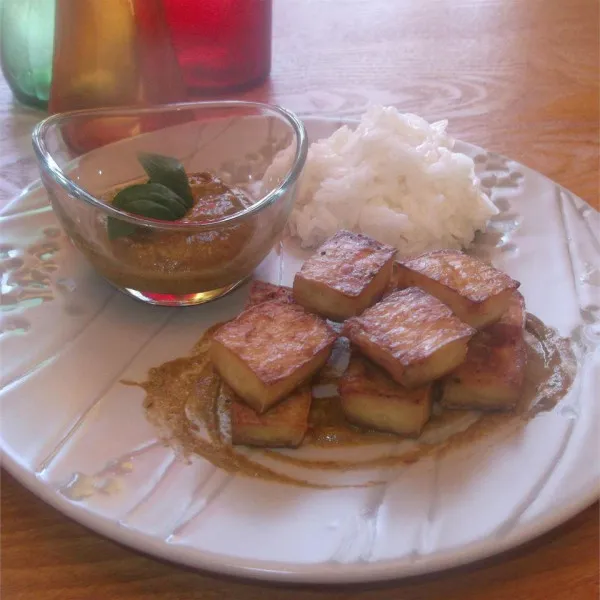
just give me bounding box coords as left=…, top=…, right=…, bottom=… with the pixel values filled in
left=32, top=101, right=307, bottom=306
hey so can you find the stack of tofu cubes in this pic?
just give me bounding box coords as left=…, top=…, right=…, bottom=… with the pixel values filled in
left=211, top=230, right=525, bottom=448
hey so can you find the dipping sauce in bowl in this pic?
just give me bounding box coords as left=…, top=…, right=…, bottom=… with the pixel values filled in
left=94, top=173, right=256, bottom=295
left=33, top=101, right=307, bottom=306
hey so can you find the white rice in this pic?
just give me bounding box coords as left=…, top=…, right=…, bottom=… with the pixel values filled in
left=262, top=105, right=498, bottom=256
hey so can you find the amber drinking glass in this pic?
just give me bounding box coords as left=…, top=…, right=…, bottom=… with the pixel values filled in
left=48, top=0, right=189, bottom=153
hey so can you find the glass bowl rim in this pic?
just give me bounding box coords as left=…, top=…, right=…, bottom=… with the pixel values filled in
left=32, top=100, right=308, bottom=231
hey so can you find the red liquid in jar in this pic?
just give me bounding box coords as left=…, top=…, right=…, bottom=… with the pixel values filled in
left=162, top=0, right=272, bottom=93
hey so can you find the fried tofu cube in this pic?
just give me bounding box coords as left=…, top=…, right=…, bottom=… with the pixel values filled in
left=231, top=386, right=312, bottom=448
left=293, top=230, right=397, bottom=321
left=487, top=289, right=527, bottom=335
left=396, top=250, right=520, bottom=329
left=441, top=292, right=527, bottom=410
left=339, top=354, right=432, bottom=436
left=211, top=301, right=336, bottom=413
left=382, top=261, right=401, bottom=298
left=343, top=288, right=475, bottom=388
left=244, top=280, right=295, bottom=309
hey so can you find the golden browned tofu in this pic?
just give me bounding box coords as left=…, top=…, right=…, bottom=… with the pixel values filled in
left=211, top=301, right=336, bottom=413
left=231, top=386, right=312, bottom=447
left=244, top=280, right=294, bottom=309
left=396, top=250, right=520, bottom=329
left=293, top=230, right=397, bottom=321
left=339, top=354, right=432, bottom=436
left=382, top=261, right=401, bottom=298
left=343, top=288, right=475, bottom=388
left=494, top=289, right=527, bottom=333
left=441, top=292, right=527, bottom=410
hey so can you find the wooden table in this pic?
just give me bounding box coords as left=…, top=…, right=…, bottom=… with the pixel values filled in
left=1, top=0, right=598, bottom=598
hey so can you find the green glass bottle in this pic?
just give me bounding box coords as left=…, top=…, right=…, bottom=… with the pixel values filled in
left=0, top=0, right=55, bottom=109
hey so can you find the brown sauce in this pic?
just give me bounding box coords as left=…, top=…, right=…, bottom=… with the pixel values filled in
left=65, top=173, right=280, bottom=295
left=137, top=314, right=576, bottom=488
left=108, top=173, right=253, bottom=274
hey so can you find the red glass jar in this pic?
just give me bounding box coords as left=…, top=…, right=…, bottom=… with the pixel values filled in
left=162, top=0, right=272, bottom=93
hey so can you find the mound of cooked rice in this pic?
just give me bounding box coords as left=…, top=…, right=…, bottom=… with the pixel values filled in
left=262, top=105, right=497, bottom=256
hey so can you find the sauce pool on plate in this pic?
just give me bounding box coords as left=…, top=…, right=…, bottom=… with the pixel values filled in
left=135, top=314, right=576, bottom=489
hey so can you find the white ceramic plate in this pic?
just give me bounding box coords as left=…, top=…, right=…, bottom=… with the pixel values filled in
left=1, top=117, right=599, bottom=584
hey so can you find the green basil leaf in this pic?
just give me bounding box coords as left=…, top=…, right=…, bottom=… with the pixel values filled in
left=107, top=218, right=137, bottom=240
left=113, top=183, right=187, bottom=219
left=107, top=182, right=189, bottom=240
left=119, top=198, right=176, bottom=221
left=138, top=152, right=194, bottom=209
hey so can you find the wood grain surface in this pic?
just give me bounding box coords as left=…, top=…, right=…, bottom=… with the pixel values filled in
left=1, top=0, right=598, bottom=598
